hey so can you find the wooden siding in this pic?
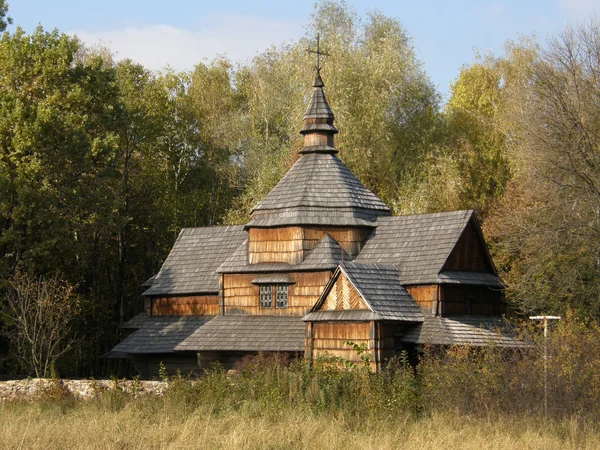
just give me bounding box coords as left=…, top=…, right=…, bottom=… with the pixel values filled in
left=303, top=131, right=333, bottom=147
left=223, top=271, right=331, bottom=316
left=248, top=227, right=304, bottom=264
left=442, top=285, right=503, bottom=316
left=406, top=285, right=439, bottom=315
left=443, top=220, right=494, bottom=273
left=151, top=295, right=219, bottom=316
left=248, top=226, right=370, bottom=264
left=306, top=321, right=411, bottom=371
left=309, top=322, right=373, bottom=368
left=377, top=323, right=402, bottom=366
left=321, top=272, right=367, bottom=311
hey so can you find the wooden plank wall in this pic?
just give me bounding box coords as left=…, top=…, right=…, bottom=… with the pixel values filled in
left=248, top=227, right=304, bottom=264
left=443, top=221, right=494, bottom=272
left=248, top=226, right=370, bottom=265
left=442, top=286, right=503, bottom=316
left=310, top=322, right=374, bottom=369
left=405, top=285, right=438, bottom=314
left=322, top=274, right=367, bottom=311
left=377, top=323, right=400, bottom=363
left=223, top=271, right=331, bottom=316
left=151, top=296, right=219, bottom=316
left=303, top=227, right=370, bottom=259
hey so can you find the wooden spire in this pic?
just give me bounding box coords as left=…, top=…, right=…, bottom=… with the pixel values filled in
left=300, top=35, right=338, bottom=154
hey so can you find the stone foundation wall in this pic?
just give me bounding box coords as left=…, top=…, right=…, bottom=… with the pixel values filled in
left=0, top=379, right=168, bottom=402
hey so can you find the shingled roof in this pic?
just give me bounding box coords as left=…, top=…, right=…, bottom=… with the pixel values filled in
left=143, top=225, right=246, bottom=296
left=302, top=234, right=350, bottom=266
left=175, top=315, right=305, bottom=352
left=355, top=210, right=496, bottom=285
left=306, top=262, right=424, bottom=322
left=247, top=68, right=390, bottom=229
left=300, top=69, right=338, bottom=139
left=112, top=316, right=214, bottom=354
left=400, top=315, right=524, bottom=347
left=247, top=152, right=390, bottom=228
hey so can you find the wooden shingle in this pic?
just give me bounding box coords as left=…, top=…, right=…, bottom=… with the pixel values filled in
left=112, top=316, right=215, bottom=354
left=175, top=315, right=305, bottom=352
left=400, top=315, right=524, bottom=347
left=143, top=226, right=246, bottom=296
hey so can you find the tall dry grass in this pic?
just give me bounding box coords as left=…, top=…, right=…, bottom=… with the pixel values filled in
left=0, top=313, right=599, bottom=449
left=1, top=398, right=599, bottom=450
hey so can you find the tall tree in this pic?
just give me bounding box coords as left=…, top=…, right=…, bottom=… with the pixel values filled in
left=224, top=1, right=441, bottom=222
left=0, top=1, right=12, bottom=33
left=487, top=22, right=600, bottom=318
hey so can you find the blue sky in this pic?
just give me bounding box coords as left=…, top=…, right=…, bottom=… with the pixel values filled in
left=8, top=0, right=600, bottom=101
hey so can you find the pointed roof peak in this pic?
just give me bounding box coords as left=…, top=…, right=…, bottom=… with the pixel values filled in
left=300, top=68, right=338, bottom=155
left=302, top=233, right=350, bottom=267
left=301, top=69, right=336, bottom=125
left=313, top=68, right=325, bottom=88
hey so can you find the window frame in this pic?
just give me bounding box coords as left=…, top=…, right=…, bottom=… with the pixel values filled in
left=275, top=284, right=288, bottom=309
left=259, top=284, right=272, bottom=309
left=258, top=284, right=289, bottom=310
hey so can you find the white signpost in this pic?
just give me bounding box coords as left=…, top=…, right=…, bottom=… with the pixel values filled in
left=529, top=315, right=561, bottom=422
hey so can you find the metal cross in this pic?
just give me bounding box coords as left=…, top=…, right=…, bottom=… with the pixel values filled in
left=306, top=33, right=330, bottom=70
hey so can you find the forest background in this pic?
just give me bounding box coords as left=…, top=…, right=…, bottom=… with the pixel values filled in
left=1, top=0, right=599, bottom=377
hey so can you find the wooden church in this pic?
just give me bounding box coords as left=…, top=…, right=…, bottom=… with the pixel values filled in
left=109, top=66, right=520, bottom=377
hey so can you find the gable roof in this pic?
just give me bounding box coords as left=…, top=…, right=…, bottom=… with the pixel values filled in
left=247, top=152, right=390, bottom=228
left=355, top=210, right=498, bottom=285
left=111, top=316, right=214, bottom=354
left=306, top=262, right=424, bottom=322
left=175, top=315, right=305, bottom=352
left=301, top=233, right=350, bottom=266
left=143, top=225, right=246, bottom=296
left=400, top=315, right=525, bottom=348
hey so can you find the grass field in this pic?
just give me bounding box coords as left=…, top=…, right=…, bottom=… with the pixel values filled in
left=1, top=395, right=599, bottom=450
left=3, top=320, right=600, bottom=450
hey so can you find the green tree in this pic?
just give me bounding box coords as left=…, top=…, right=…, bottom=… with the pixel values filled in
left=487, top=22, right=600, bottom=318
left=0, top=27, right=126, bottom=374
left=224, top=1, right=441, bottom=222
left=0, top=1, right=12, bottom=33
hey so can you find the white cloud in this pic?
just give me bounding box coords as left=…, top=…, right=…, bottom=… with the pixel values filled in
left=558, top=0, right=600, bottom=19
left=71, top=13, right=304, bottom=71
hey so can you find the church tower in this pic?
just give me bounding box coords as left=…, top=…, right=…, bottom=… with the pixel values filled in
left=245, top=68, right=391, bottom=264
